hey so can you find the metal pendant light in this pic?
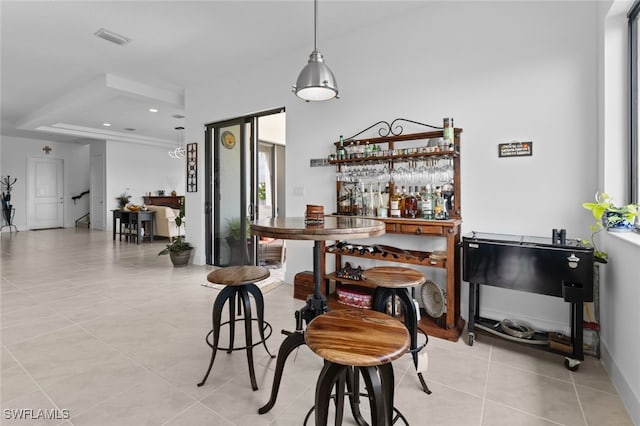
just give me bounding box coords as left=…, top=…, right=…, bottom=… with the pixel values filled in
left=293, top=0, right=339, bottom=101
left=169, top=126, right=186, bottom=159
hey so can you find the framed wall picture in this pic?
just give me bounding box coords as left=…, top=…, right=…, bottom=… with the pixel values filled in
left=186, top=143, right=198, bottom=192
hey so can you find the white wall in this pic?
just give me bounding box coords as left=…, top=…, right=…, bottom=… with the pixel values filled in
left=103, top=139, right=184, bottom=231
left=0, top=135, right=90, bottom=229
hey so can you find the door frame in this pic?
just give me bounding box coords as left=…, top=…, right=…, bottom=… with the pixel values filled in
left=205, top=107, right=284, bottom=266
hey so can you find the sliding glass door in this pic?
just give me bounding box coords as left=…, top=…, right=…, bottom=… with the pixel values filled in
left=205, top=108, right=285, bottom=266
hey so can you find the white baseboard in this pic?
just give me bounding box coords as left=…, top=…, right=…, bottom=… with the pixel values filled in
left=601, top=343, right=640, bottom=425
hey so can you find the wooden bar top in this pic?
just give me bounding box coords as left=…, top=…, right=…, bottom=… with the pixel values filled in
left=250, top=217, right=385, bottom=241
left=362, top=266, right=426, bottom=289
left=207, top=265, right=270, bottom=285
left=305, top=309, right=409, bottom=367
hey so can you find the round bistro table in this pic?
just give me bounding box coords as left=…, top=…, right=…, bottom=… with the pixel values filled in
left=250, top=216, right=385, bottom=415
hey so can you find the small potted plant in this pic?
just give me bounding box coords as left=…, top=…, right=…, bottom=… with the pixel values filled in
left=158, top=211, right=193, bottom=266
left=581, top=192, right=639, bottom=262
left=116, top=192, right=131, bottom=209
left=225, top=217, right=250, bottom=265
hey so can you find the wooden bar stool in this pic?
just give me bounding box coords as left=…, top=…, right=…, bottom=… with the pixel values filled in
left=305, top=309, right=410, bottom=426
left=363, top=266, right=431, bottom=394
left=198, top=265, right=275, bottom=391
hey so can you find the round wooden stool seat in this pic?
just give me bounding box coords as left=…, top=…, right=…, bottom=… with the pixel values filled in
left=206, top=265, right=270, bottom=286
left=198, top=265, right=274, bottom=391
left=362, top=266, right=425, bottom=288
left=306, top=309, right=409, bottom=366
left=363, top=265, right=432, bottom=395
left=305, top=309, right=409, bottom=426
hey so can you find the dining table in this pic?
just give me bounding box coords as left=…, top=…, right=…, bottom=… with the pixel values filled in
left=250, top=216, right=385, bottom=415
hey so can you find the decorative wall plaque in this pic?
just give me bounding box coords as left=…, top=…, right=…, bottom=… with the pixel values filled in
left=498, top=141, right=533, bottom=158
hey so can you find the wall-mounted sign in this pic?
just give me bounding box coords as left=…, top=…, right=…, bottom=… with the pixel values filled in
left=498, top=141, right=533, bottom=158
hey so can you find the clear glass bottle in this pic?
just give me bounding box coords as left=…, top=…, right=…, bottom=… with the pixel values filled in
left=443, top=118, right=453, bottom=147
left=434, top=186, right=449, bottom=220
left=364, top=141, right=372, bottom=158
left=422, top=184, right=434, bottom=219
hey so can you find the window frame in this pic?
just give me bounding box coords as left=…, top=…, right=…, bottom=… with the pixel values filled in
left=629, top=0, right=640, bottom=204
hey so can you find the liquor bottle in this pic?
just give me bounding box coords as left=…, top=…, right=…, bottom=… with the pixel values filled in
left=399, top=186, right=407, bottom=217
left=415, top=186, right=423, bottom=218
left=382, top=184, right=390, bottom=212
left=390, top=189, right=401, bottom=218
left=364, top=141, right=372, bottom=157
left=337, top=135, right=345, bottom=160
left=354, top=140, right=362, bottom=158
left=443, top=117, right=454, bottom=149
left=371, top=143, right=378, bottom=156
left=405, top=187, right=417, bottom=218
left=434, top=186, right=449, bottom=220
left=422, top=184, right=434, bottom=219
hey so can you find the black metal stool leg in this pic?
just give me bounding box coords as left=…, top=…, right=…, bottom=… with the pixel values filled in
left=345, top=367, right=368, bottom=426
left=374, top=287, right=432, bottom=395
left=378, top=363, right=395, bottom=426
left=395, top=288, right=431, bottom=394
left=240, top=288, right=259, bottom=391
left=334, top=368, right=347, bottom=425
left=227, top=289, right=237, bottom=354
left=360, top=366, right=386, bottom=426
left=258, top=330, right=306, bottom=414
left=198, top=285, right=236, bottom=387
left=245, top=283, right=275, bottom=358
left=315, top=362, right=347, bottom=426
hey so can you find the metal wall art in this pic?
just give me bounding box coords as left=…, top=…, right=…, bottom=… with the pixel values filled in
left=186, top=143, right=198, bottom=192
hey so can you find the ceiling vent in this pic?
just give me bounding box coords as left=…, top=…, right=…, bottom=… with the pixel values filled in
left=94, top=28, right=131, bottom=46
left=172, top=114, right=185, bottom=119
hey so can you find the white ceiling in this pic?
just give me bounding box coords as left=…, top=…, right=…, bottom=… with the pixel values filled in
left=1, top=1, right=427, bottom=148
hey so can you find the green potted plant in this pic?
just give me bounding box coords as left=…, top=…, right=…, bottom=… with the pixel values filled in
left=158, top=211, right=193, bottom=266
left=225, top=217, right=250, bottom=265
left=581, top=192, right=639, bottom=263
left=116, top=192, right=131, bottom=209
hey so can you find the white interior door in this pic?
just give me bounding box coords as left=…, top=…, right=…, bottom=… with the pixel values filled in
left=27, top=157, right=64, bottom=229
left=90, top=154, right=105, bottom=230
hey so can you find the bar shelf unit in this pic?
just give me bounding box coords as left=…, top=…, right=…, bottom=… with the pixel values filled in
left=322, top=119, right=465, bottom=341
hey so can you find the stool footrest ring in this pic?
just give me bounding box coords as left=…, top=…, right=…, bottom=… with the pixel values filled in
left=205, top=319, right=273, bottom=352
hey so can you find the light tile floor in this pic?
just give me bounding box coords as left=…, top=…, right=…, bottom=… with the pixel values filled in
left=0, top=228, right=633, bottom=425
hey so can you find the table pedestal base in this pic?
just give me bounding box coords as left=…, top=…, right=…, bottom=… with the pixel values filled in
left=259, top=241, right=329, bottom=414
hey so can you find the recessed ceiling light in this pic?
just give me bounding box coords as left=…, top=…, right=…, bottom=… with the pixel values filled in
left=94, top=28, right=131, bottom=46
left=172, top=114, right=185, bottom=119
left=124, top=128, right=136, bottom=132
left=149, top=108, right=159, bottom=113
left=103, top=123, right=111, bottom=127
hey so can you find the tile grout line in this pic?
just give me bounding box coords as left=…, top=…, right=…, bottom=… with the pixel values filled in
left=49, top=317, right=199, bottom=421
left=478, top=343, right=493, bottom=426
left=571, top=369, right=589, bottom=425
left=160, top=400, right=201, bottom=426
left=1, top=343, right=67, bottom=417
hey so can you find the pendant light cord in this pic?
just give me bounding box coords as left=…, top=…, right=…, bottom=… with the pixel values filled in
left=313, top=0, right=318, bottom=52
